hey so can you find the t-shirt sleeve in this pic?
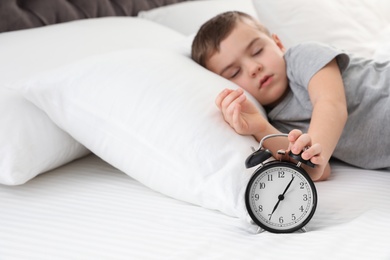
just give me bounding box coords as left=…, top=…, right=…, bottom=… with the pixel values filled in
left=284, top=42, right=350, bottom=89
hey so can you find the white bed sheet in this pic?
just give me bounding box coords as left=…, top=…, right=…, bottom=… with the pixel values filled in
left=1, top=155, right=389, bottom=259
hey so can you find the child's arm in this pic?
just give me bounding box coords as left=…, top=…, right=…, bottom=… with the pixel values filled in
left=215, top=88, right=284, bottom=140
left=215, top=88, right=292, bottom=161
left=215, top=86, right=338, bottom=182
left=289, top=58, right=347, bottom=181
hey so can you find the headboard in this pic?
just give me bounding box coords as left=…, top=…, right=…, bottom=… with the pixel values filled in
left=0, top=0, right=192, bottom=33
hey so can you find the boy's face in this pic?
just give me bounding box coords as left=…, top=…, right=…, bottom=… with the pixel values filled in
left=206, top=20, right=288, bottom=107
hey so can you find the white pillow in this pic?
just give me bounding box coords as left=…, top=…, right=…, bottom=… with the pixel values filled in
left=0, top=17, right=185, bottom=185
left=0, top=17, right=184, bottom=82
left=373, top=25, right=390, bottom=62
left=252, top=0, right=390, bottom=58
left=0, top=88, right=89, bottom=185
left=138, top=0, right=259, bottom=35
left=17, top=49, right=266, bottom=221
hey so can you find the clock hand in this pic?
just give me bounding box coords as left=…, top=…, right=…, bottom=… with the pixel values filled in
left=269, top=176, right=295, bottom=220
left=269, top=200, right=281, bottom=220
left=282, top=175, right=295, bottom=197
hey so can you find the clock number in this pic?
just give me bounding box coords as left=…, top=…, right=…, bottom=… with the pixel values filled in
left=259, top=182, right=266, bottom=189
left=279, top=216, right=284, bottom=224
left=254, top=194, right=260, bottom=201
left=299, top=205, right=304, bottom=212
left=303, top=194, right=308, bottom=201
left=278, top=171, right=285, bottom=178
left=292, top=214, right=296, bottom=221
left=300, top=182, right=305, bottom=189
left=267, top=175, right=273, bottom=181
left=258, top=205, right=263, bottom=212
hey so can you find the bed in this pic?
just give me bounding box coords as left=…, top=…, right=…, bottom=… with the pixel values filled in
left=1, top=0, right=389, bottom=259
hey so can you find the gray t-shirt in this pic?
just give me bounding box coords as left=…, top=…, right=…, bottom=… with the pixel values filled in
left=267, top=42, right=390, bottom=169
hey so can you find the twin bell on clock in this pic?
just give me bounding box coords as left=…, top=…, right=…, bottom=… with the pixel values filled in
left=244, top=133, right=318, bottom=234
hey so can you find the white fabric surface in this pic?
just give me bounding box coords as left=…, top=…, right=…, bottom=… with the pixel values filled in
left=0, top=155, right=389, bottom=259
left=0, top=17, right=184, bottom=83
left=252, top=0, right=390, bottom=59
left=16, top=49, right=265, bottom=220
left=0, top=17, right=185, bottom=185
left=0, top=87, right=89, bottom=185
left=1, top=0, right=390, bottom=258
left=138, top=0, right=259, bottom=35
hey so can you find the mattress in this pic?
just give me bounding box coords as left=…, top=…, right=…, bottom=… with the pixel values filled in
left=1, top=154, right=389, bottom=259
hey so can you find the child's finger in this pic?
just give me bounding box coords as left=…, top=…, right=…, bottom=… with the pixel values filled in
left=220, top=88, right=244, bottom=111
left=288, top=129, right=302, bottom=143
left=301, top=143, right=322, bottom=161
left=231, top=103, right=241, bottom=129
left=291, top=133, right=311, bottom=155
left=287, top=129, right=302, bottom=151
left=225, top=94, right=245, bottom=122
left=215, top=89, right=232, bottom=109
left=307, top=155, right=324, bottom=166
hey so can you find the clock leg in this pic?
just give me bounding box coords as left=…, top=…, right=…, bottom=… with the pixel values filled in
left=256, top=227, right=265, bottom=234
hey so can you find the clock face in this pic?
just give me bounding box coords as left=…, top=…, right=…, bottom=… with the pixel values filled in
left=245, top=161, right=317, bottom=233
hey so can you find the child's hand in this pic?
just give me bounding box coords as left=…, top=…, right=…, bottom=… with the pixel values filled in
left=287, top=129, right=330, bottom=181
left=215, top=88, right=267, bottom=136
left=288, top=129, right=325, bottom=166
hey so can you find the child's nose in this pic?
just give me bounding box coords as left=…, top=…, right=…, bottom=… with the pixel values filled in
left=250, top=62, right=262, bottom=77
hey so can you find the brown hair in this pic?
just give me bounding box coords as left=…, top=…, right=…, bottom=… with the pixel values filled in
left=191, top=11, right=270, bottom=67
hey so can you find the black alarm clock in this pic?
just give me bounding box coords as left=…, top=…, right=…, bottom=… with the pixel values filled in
left=245, top=134, right=318, bottom=233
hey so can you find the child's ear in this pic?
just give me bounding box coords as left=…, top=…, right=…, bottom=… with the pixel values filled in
left=271, top=34, right=286, bottom=52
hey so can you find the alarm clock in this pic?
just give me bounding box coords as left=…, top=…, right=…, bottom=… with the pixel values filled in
left=245, top=133, right=318, bottom=233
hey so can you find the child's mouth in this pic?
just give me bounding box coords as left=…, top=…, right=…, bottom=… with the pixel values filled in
left=260, top=75, right=273, bottom=88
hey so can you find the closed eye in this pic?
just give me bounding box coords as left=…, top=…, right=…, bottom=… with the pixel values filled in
left=230, top=68, right=240, bottom=79
left=253, top=48, right=263, bottom=56
left=222, top=67, right=241, bottom=79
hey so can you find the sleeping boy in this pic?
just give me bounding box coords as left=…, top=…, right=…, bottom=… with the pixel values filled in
left=191, top=11, right=390, bottom=181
